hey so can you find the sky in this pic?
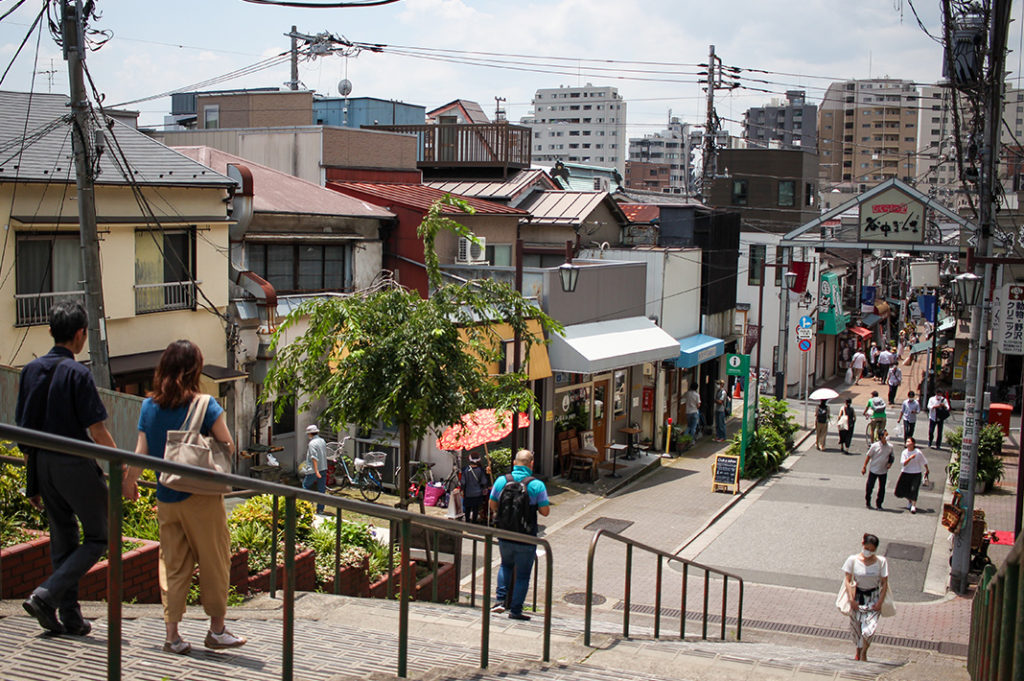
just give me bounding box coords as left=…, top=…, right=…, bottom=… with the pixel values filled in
left=1, top=0, right=1023, bottom=140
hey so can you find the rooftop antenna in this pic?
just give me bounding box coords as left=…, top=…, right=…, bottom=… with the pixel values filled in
left=35, top=57, right=57, bottom=93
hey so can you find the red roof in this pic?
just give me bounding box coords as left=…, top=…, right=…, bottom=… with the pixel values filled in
left=620, top=203, right=660, bottom=224
left=327, top=182, right=528, bottom=216
left=849, top=326, right=873, bottom=340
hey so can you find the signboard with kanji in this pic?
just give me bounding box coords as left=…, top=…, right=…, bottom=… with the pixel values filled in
left=999, top=283, right=1024, bottom=355
left=858, top=186, right=926, bottom=244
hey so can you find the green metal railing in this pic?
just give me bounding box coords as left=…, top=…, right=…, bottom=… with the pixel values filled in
left=968, top=532, right=1023, bottom=681
left=0, top=423, right=554, bottom=681
left=583, top=529, right=743, bottom=646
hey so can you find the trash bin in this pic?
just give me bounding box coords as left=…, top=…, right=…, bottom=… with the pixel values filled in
left=987, top=403, right=1012, bottom=437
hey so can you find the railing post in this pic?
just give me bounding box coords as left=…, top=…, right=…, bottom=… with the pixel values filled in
left=681, top=563, right=688, bottom=639
left=282, top=496, right=296, bottom=681
left=737, top=580, right=744, bottom=641
left=584, top=534, right=596, bottom=648
left=702, top=570, right=710, bottom=640
left=532, top=551, right=539, bottom=613
left=998, top=556, right=1019, bottom=681
left=397, top=516, right=411, bottom=678
left=654, top=555, right=663, bottom=639
left=333, top=506, right=342, bottom=595
left=107, top=460, right=123, bottom=681
left=721, top=576, right=728, bottom=640
left=543, top=542, right=552, bottom=662
left=482, top=535, right=492, bottom=669
left=1014, top=560, right=1024, bottom=681
left=623, top=544, right=632, bottom=639
left=270, top=494, right=279, bottom=598
left=471, top=539, right=478, bottom=607
left=988, top=578, right=1003, bottom=681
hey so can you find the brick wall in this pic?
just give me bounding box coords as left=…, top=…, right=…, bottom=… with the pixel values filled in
left=319, top=555, right=370, bottom=597
left=246, top=549, right=316, bottom=594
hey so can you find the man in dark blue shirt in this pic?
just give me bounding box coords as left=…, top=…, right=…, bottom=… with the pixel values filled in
left=15, top=301, right=116, bottom=636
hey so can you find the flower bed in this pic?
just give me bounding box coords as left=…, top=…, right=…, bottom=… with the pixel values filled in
left=245, top=548, right=317, bottom=594
left=318, top=554, right=370, bottom=597
left=366, top=559, right=456, bottom=602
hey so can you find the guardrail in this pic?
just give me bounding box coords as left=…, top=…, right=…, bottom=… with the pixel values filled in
left=967, top=533, right=1023, bottom=680
left=134, top=280, right=196, bottom=314
left=14, top=290, right=86, bottom=326
left=584, top=529, right=743, bottom=646
left=0, top=423, right=553, bottom=681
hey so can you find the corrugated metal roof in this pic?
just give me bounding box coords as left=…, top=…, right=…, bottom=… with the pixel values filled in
left=425, top=169, right=557, bottom=201
left=621, top=204, right=660, bottom=224
left=518, top=190, right=624, bottom=226
left=0, top=91, right=235, bottom=188
left=328, top=182, right=528, bottom=216
left=174, top=146, right=394, bottom=220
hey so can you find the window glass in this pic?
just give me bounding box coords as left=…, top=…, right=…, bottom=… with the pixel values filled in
left=747, top=244, right=765, bottom=286
left=778, top=180, right=795, bottom=207
left=732, top=179, right=748, bottom=205
left=16, top=238, right=53, bottom=294
left=298, top=245, right=324, bottom=291
left=266, top=244, right=294, bottom=291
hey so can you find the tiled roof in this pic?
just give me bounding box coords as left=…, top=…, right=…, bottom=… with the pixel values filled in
left=620, top=204, right=660, bottom=224
left=0, top=91, right=234, bottom=188
left=425, top=169, right=558, bottom=201
left=328, top=182, right=528, bottom=216
left=517, top=190, right=626, bottom=226
left=174, top=146, right=394, bottom=220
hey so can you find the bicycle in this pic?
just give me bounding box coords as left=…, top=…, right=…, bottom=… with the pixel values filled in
left=326, top=437, right=385, bottom=502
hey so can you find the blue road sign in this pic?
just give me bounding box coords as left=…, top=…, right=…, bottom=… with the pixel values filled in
left=798, top=315, right=814, bottom=329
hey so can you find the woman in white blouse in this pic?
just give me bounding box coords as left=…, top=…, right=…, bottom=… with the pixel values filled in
left=841, top=533, right=890, bottom=661
left=894, top=437, right=930, bottom=514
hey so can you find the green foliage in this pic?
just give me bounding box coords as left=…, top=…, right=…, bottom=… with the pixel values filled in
left=756, top=397, right=798, bottom=447
left=0, top=443, right=47, bottom=544
left=945, top=424, right=1006, bottom=488
left=121, top=469, right=160, bottom=541
left=307, top=519, right=372, bottom=583
left=488, top=448, right=512, bottom=476
left=228, top=494, right=315, bottom=544
left=187, top=583, right=243, bottom=606
left=730, top=425, right=788, bottom=479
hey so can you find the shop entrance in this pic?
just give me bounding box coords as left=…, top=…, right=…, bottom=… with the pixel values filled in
left=593, top=378, right=610, bottom=457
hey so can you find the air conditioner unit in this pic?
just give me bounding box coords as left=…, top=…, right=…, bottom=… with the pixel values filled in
left=457, top=236, right=487, bottom=264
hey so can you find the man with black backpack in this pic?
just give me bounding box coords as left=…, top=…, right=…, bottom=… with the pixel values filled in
left=488, top=449, right=550, bottom=621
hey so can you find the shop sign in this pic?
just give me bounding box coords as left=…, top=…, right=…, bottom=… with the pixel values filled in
left=725, top=353, right=749, bottom=377
left=818, top=272, right=849, bottom=335
left=858, top=186, right=926, bottom=244
left=998, top=283, right=1024, bottom=355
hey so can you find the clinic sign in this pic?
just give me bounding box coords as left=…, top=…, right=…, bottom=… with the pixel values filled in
left=999, top=283, right=1024, bottom=355
left=858, top=187, right=926, bottom=245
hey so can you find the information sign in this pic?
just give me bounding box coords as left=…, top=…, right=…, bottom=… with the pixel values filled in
left=795, top=327, right=813, bottom=340
left=998, top=283, right=1024, bottom=355
left=725, top=353, right=749, bottom=377
left=798, top=315, right=814, bottom=329
left=712, top=454, right=740, bottom=494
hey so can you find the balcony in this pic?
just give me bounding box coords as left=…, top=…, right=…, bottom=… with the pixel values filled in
left=369, top=123, right=531, bottom=174
left=135, top=280, right=197, bottom=314
left=15, top=290, right=86, bottom=327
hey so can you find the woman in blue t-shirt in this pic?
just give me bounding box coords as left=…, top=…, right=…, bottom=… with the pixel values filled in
left=123, top=340, right=246, bottom=655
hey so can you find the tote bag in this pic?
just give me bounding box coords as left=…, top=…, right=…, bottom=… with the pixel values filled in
left=159, top=394, right=233, bottom=495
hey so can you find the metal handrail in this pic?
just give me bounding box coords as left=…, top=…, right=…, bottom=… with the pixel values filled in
left=584, top=528, right=743, bottom=647
left=967, top=531, right=1022, bottom=681
left=0, top=423, right=554, bottom=680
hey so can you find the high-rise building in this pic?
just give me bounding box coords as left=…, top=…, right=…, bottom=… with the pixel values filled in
left=817, top=78, right=920, bottom=190
left=521, top=83, right=627, bottom=176
left=742, top=90, right=817, bottom=151
left=627, top=116, right=701, bottom=195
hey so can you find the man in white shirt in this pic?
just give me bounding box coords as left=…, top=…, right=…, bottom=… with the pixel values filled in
left=886, top=364, right=903, bottom=405
left=684, top=386, right=701, bottom=439
left=877, top=347, right=895, bottom=387
left=851, top=350, right=867, bottom=385
left=899, top=391, right=921, bottom=439
left=861, top=430, right=894, bottom=510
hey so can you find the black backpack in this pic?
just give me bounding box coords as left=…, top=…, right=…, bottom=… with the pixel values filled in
left=494, top=474, right=536, bottom=535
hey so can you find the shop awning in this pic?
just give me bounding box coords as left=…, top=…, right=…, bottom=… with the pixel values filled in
left=849, top=326, right=873, bottom=340
left=675, top=333, right=725, bottom=369
left=862, top=313, right=882, bottom=328
left=875, top=301, right=891, bottom=318
left=548, top=316, right=679, bottom=374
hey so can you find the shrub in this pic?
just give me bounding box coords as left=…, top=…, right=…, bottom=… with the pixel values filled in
left=756, top=397, right=798, bottom=447
left=730, top=425, right=788, bottom=479
left=488, top=448, right=512, bottom=477
left=121, top=469, right=160, bottom=541
left=307, top=519, right=371, bottom=583
left=945, top=424, right=1006, bottom=489
left=229, top=494, right=315, bottom=543
left=0, top=443, right=47, bottom=544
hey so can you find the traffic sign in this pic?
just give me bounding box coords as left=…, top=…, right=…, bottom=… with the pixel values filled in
left=795, top=327, right=813, bottom=340
left=798, top=315, right=814, bottom=330
left=725, top=353, right=749, bottom=377
left=798, top=339, right=812, bottom=352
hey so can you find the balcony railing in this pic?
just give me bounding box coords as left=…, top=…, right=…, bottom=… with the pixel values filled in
left=369, top=122, right=531, bottom=171
left=15, top=290, right=86, bottom=327
left=134, top=280, right=197, bottom=314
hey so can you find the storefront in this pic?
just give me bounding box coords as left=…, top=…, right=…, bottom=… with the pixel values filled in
left=675, top=333, right=725, bottom=430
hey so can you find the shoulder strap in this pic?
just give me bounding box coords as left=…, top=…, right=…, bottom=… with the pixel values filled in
left=182, top=394, right=210, bottom=433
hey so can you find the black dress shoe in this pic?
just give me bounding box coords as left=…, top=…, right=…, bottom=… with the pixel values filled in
left=23, top=594, right=63, bottom=634
left=508, top=612, right=531, bottom=621
left=61, top=618, right=92, bottom=636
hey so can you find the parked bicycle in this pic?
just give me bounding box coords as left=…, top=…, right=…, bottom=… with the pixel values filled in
left=326, top=437, right=385, bottom=502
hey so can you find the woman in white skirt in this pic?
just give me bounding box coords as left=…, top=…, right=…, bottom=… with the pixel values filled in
left=839, top=533, right=893, bottom=661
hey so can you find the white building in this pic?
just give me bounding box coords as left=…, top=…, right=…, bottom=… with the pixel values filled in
left=627, top=116, right=701, bottom=194
left=521, top=83, right=627, bottom=177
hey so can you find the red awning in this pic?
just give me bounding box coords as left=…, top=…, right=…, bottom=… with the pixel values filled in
left=849, top=326, right=873, bottom=340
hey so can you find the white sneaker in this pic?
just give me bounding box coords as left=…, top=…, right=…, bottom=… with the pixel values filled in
left=162, top=638, right=192, bottom=655
left=490, top=603, right=506, bottom=614
left=204, top=628, right=247, bottom=650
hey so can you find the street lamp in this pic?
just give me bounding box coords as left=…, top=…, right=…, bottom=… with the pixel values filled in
left=953, top=271, right=982, bottom=311
left=558, top=261, right=580, bottom=293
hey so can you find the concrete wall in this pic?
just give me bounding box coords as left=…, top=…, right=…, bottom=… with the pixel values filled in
left=198, top=91, right=313, bottom=129
left=544, top=260, right=646, bottom=326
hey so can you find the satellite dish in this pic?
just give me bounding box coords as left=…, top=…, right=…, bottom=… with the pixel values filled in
left=338, top=79, right=353, bottom=97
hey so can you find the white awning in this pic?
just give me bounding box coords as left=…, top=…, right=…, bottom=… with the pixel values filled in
left=548, top=316, right=679, bottom=374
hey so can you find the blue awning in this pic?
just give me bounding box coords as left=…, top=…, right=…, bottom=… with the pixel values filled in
left=675, top=333, right=725, bottom=369
left=862, top=313, right=882, bottom=328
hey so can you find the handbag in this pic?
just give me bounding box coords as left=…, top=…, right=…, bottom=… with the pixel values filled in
left=159, top=394, right=233, bottom=495
left=298, top=458, right=313, bottom=477
left=936, top=404, right=950, bottom=420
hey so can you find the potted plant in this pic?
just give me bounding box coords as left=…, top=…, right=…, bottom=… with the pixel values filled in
left=945, top=424, right=1006, bottom=493
left=676, top=433, right=694, bottom=453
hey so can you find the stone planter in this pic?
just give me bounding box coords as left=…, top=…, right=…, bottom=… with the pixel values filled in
left=319, top=555, right=371, bottom=597
left=366, top=560, right=456, bottom=602
left=245, top=548, right=317, bottom=594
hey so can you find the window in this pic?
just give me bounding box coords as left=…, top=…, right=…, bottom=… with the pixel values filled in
left=246, top=242, right=350, bottom=294
left=15, top=233, right=84, bottom=326
left=484, top=244, right=512, bottom=266
left=135, top=228, right=196, bottom=314
left=747, top=244, right=766, bottom=286
left=731, top=179, right=748, bottom=205
left=203, top=105, right=219, bottom=129
left=778, top=180, right=795, bottom=207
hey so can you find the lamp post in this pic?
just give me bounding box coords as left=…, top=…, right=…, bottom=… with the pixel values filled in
left=753, top=261, right=795, bottom=400
left=776, top=268, right=798, bottom=400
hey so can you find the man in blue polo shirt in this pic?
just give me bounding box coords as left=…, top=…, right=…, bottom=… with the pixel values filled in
left=488, top=449, right=550, bottom=621
left=15, top=302, right=116, bottom=637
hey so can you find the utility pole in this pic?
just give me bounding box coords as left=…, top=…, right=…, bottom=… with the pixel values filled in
left=288, top=25, right=299, bottom=90
left=949, top=0, right=1011, bottom=594
left=700, top=44, right=719, bottom=204
left=62, top=0, right=110, bottom=388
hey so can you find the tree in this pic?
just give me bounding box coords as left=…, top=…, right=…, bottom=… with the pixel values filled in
left=263, top=195, right=560, bottom=509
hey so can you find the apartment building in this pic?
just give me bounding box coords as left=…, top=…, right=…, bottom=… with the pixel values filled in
left=817, top=79, right=920, bottom=190
left=521, top=83, right=627, bottom=176
left=627, top=116, right=700, bottom=194
left=743, top=90, right=817, bottom=151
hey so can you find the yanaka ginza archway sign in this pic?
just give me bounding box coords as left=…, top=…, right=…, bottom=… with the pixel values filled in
left=858, top=186, right=925, bottom=244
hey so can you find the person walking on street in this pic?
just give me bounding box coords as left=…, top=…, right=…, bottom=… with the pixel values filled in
left=851, top=349, right=867, bottom=385
left=899, top=392, right=921, bottom=440
left=461, top=454, right=490, bottom=524
left=894, top=437, right=930, bottom=514
left=863, top=391, right=887, bottom=443
left=684, top=384, right=701, bottom=439
left=878, top=346, right=895, bottom=387
left=869, top=343, right=881, bottom=381
left=837, top=398, right=856, bottom=454
left=15, top=302, right=117, bottom=636
left=124, top=340, right=246, bottom=654
left=840, top=533, right=893, bottom=662
left=714, top=379, right=729, bottom=442
left=815, top=400, right=830, bottom=451
left=490, top=450, right=550, bottom=621
left=927, top=392, right=951, bottom=449
left=886, top=364, right=902, bottom=405
left=302, top=425, right=328, bottom=514
left=861, top=430, right=894, bottom=509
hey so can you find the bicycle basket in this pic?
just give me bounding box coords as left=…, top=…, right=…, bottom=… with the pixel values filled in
left=357, top=451, right=387, bottom=469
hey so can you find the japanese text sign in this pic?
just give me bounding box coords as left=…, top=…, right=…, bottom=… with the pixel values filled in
left=999, top=284, right=1024, bottom=355
left=858, top=187, right=926, bottom=245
